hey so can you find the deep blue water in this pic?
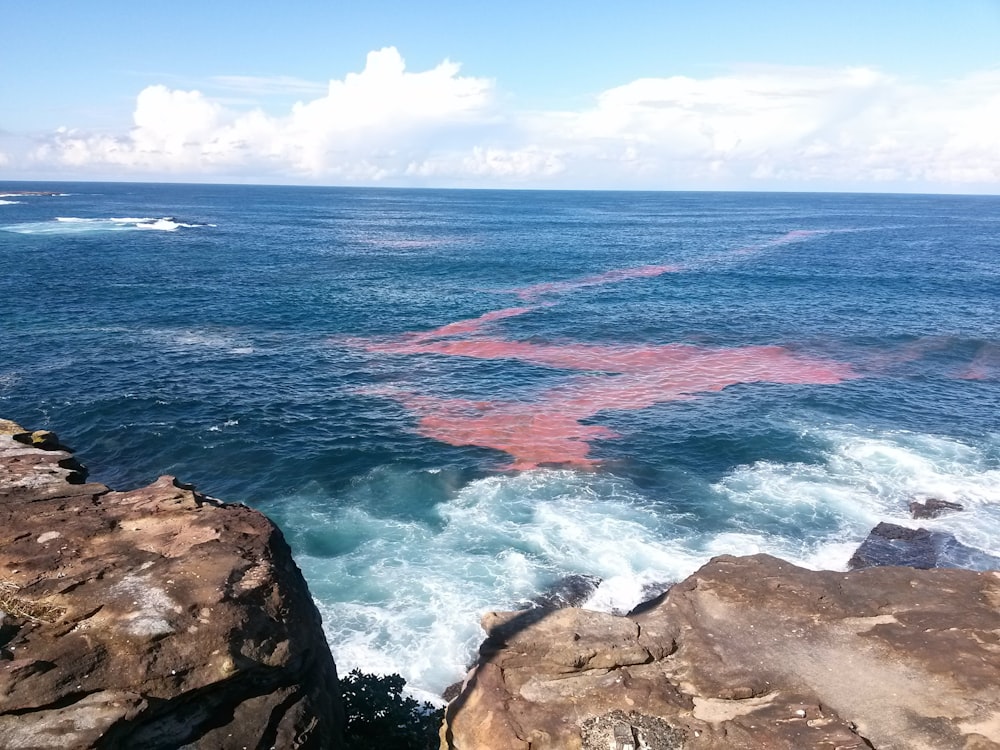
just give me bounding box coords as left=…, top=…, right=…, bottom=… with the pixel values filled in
left=2, top=183, right=998, bottom=698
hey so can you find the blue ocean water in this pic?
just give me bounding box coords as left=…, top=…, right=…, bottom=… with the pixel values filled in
left=2, top=183, right=999, bottom=699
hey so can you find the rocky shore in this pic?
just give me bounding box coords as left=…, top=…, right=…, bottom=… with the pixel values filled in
left=2, top=418, right=998, bottom=750
left=0, top=420, right=343, bottom=749
left=442, top=555, right=1000, bottom=750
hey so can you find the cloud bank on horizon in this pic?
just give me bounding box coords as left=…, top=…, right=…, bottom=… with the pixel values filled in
left=8, top=47, right=1000, bottom=191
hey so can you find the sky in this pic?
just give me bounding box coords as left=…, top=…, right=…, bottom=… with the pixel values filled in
left=2, top=0, right=1000, bottom=192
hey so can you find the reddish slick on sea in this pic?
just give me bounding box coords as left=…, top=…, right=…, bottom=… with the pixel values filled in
left=344, top=229, right=861, bottom=470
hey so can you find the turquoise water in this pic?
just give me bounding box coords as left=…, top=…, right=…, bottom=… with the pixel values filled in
left=2, top=183, right=999, bottom=699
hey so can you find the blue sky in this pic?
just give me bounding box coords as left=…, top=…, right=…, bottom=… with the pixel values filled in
left=3, top=1, right=999, bottom=191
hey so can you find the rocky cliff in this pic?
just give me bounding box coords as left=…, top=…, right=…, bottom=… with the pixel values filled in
left=0, top=420, right=343, bottom=749
left=443, top=554, right=1000, bottom=750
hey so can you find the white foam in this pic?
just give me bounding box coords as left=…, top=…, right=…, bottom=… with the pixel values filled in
left=0, top=193, right=68, bottom=198
left=2, top=216, right=213, bottom=234
left=208, top=419, right=240, bottom=433
left=711, top=426, right=1000, bottom=564
left=284, top=425, right=1000, bottom=701
left=292, top=469, right=707, bottom=700
left=146, top=329, right=253, bottom=355
left=0, top=199, right=21, bottom=205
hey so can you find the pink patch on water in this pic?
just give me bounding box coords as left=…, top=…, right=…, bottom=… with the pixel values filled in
left=514, top=264, right=683, bottom=301
left=344, top=243, right=859, bottom=469
left=410, top=306, right=537, bottom=342
left=366, top=341, right=854, bottom=468
left=957, top=343, right=1000, bottom=380
left=384, top=392, right=620, bottom=470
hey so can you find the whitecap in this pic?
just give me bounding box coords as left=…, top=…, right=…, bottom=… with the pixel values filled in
left=207, top=419, right=240, bottom=433
left=2, top=216, right=213, bottom=234
left=147, top=328, right=254, bottom=355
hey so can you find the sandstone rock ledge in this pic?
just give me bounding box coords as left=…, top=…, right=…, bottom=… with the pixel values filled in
left=443, top=554, right=1000, bottom=750
left=0, top=421, right=343, bottom=749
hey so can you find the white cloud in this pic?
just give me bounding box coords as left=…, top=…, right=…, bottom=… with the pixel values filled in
left=406, top=146, right=565, bottom=180
left=19, top=51, right=1000, bottom=191
left=31, top=47, right=497, bottom=180
left=523, top=66, right=1000, bottom=188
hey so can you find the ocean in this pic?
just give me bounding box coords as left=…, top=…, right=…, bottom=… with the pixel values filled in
left=2, top=183, right=998, bottom=701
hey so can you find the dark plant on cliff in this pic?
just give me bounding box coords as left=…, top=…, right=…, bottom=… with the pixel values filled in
left=341, top=669, right=444, bottom=749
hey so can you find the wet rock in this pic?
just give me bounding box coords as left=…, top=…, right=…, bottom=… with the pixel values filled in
left=442, top=554, right=1000, bottom=750
left=442, top=680, right=465, bottom=702
left=848, top=521, right=1000, bottom=570
left=909, top=497, right=965, bottom=519
left=522, top=573, right=602, bottom=609
left=0, top=425, right=344, bottom=749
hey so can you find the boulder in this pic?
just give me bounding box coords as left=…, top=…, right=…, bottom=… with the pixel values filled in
left=0, top=425, right=344, bottom=749
left=442, top=554, right=1000, bottom=750
left=522, top=573, right=602, bottom=610
left=848, top=521, right=1000, bottom=570
left=909, top=497, right=964, bottom=519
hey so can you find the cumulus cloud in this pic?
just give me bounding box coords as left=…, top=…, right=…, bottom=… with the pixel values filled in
left=21, top=50, right=1000, bottom=190
left=32, top=47, right=497, bottom=180
left=522, top=65, right=1000, bottom=188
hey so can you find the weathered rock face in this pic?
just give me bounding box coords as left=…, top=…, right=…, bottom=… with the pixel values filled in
left=443, top=554, right=1000, bottom=750
left=0, top=421, right=343, bottom=749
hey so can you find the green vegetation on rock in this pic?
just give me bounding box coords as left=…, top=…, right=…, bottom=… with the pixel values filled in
left=341, top=670, right=444, bottom=749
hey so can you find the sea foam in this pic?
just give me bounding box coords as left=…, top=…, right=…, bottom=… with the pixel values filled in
left=2, top=216, right=214, bottom=234
left=284, top=424, right=1000, bottom=701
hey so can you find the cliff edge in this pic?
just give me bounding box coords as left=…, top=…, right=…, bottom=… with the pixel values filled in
left=0, top=419, right=343, bottom=749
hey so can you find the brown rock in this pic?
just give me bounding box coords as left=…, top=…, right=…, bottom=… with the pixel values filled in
left=443, top=554, right=1000, bottom=750
left=910, top=497, right=965, bottom=519
left=0, top=428, right=344, bottom=748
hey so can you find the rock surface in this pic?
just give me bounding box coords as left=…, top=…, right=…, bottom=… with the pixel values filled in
left=849, top=521, right=1000, bottom=571
left=443, top=554, right=1000, bottom=750
left=0, top=420, right=343, bottom=749
left=909, top=497, right=965, bottom=519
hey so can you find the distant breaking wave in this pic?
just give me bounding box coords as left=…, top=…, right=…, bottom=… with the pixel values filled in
left=1, top=216, right=215, bottom=234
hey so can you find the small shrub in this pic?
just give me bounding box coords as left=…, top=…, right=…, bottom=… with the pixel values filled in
left=340, top=669, right=443, bottom=749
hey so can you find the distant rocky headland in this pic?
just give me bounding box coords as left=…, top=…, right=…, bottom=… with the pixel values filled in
left=2, top=418, right=998, bottom=749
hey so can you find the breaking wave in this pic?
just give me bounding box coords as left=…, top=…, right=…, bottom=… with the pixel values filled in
left=1, top=216, right=215, bottom=234
left=276, top=423, right=1000, bottom=701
